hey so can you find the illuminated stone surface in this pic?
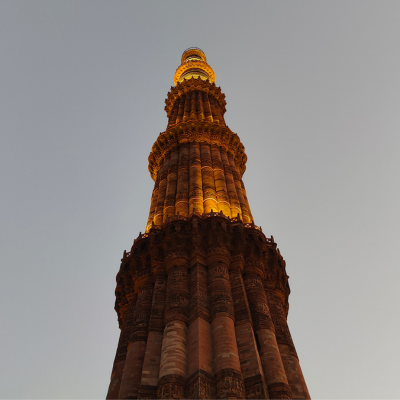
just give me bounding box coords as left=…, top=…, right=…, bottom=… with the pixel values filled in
left=106, top=48, right=310, bottom=399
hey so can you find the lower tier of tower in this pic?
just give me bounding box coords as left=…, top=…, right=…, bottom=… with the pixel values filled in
left=107, top=213, right=310, bottom=399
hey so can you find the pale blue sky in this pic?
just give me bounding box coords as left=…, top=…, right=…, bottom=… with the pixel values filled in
left=1, top=1, right=399, bottom=398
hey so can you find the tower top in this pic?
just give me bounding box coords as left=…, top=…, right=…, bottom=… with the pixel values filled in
left=174, top=47, right=215, bottom=86
left=181, top=47, right=207, bottom=63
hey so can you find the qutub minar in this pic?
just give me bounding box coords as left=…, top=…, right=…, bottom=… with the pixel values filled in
left=106, top=48, right=310, bottom=400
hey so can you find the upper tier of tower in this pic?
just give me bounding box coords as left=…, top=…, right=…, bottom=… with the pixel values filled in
left=174, top=47, right=216, bottom=85
left=165, top=78, right=227, bottom=128
left=146, top=49, right=251, bottom=230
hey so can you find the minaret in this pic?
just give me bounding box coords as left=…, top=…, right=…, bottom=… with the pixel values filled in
left=106, top=48, right=310, bottom=400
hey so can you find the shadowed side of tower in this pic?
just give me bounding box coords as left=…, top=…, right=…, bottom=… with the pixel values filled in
left=106, top=48, right=310, bottom=400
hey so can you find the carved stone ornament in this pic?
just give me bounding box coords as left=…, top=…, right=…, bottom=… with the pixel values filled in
left=267, top=382, right=293, bottom=400
left=165, top=78, right=226, bottom=117
left=148, top=122, right=247, bottom=181
left=216, top=369, right=246, bottom=399
left=158, top=375, right=186, bottom=399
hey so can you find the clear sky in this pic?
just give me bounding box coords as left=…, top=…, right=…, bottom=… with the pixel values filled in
left=1, top=1, right=399, bottom=398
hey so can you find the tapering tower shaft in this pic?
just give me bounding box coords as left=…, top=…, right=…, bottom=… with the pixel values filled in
left=107, top=48, right=310, bottom=400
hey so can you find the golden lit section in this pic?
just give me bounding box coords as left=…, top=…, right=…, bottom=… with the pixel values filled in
left=180, top=48, right=207, bottom=64
left=174, top=47, right=215, bottom=86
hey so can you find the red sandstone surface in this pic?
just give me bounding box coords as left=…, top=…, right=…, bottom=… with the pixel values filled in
left=107, top=48, right=310, bottom=400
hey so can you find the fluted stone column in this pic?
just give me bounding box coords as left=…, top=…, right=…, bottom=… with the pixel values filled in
left=176, top=143, right=189, bottom=216
left=200, top=142, right=218, bottom=213
left=220, top=148, right=241, bottom=218
left=215, top=101, right=225, bottom=125
left=208, top=250, right=245, bottom=399
left=266, top=286, right=310, bottom=400
left=158, top=255, right=189, bottom=399
left=138, top=271, right=167, bottom=399
left=182, top=94, right=191, bottom=122
left=240, top=180, right=253, bottom=222
left=211, top=145, right=231, bottom=217
left=243, top=263, right=292, bottom=399
left=146, top=179, right=160, bottom=232
left=176, top=96, right=185, bottom=124
left=106, top=293, right=137, bottom=399
left=202, top=92, right=213, bottom=123
left=186, top=256, right=215, bottom=399
left=119, top=277, right=154, bottom=399
left=190, top=92, right=197, bottom=120
left=168, top=100, right=179, bottom=127
left=227, top=152, right=250, bottom=223
left=197, top=91, right=205, bottom=121
left=164, top=146, right=179, bottom=221
left=189, top=141, right=204, bottom=215
left=229, top=256, right=269, bottom=399
left=209, top=96, right=219, bottom=124
left=154, top=154, right=170, bottom=226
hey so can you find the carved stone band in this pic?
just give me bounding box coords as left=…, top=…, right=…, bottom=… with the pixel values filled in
left=148, top=122, right=247, bottom=181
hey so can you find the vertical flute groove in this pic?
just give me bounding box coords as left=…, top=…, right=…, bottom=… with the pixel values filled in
left=189, top=141, right=204, bottom=215
left=211, top=144, right=231, bottom=217
left=176, top=96, right=185, bottom=124
left=228, top=152, right=251, bottom=223
left=202, top=92, right=213, bottom=122
left=176, top=143, right=189, bottom=216
left=164, top=146, right=179, bottom=221
left=220, top=148, right=241, bottom=218
left=154, top=154, right=170, bottom=226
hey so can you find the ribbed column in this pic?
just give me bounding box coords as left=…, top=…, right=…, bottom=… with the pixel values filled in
left=229, top=257, right=269, bottom=399
left=176, top=96, right=185, bottom=124
left=106, top=293, right=137, bottom=399
left=158, top=257, right=189, bottom=399
left=146, top=177, right=160, bottom=232
left=164, top=146, right=179, bottom=221
left=227, top=152, right=251, bottom=223
left=190, top=91, right=197, bottom=120
left=244, top=265, right=291, bottom=399
left=186, top=257, right=215, bottom=399
left=209, top=96, right=220, bottom=124
left=176, top=143, right=189, bottom=217
left=119, top=277, right=154, bottom=399
left=189, top=141, right=204, bottom=215
left=208, top=250, right=245, bottom=399
left=240, top=180, right=253, bottom=222
left=202, top=92, right=213, bottom=123
left=266, top=286, right=310, bottom=399
left=154, top=154, right=170, bottom=226
left=200, top=142, right=218, bottom=213
left=216, top=102, right=226, bottom=125
left=168, top=100, right=179, bottom=127
left=138, top=271, right=167, bottom=399
left=220, top=147, right=241, bottom=218
left=183, top=94, right=191, bottom=122
left=197, top=91, right=205, bottom=121
left=211, top=144, right=231, bottom=217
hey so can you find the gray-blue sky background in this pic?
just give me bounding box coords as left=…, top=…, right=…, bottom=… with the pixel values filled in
left=1, top=1, right=399, bottom=398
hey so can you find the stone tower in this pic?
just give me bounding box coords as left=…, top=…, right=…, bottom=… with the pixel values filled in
left=106, top=48, right=310, bottom=400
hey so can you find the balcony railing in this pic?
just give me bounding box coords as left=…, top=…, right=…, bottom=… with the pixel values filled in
left=122, top=210, right=275, bottom=260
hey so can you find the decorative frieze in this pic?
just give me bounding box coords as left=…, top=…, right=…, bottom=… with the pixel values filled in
left=157, top=375, right=186, bottom=399
left=215, top=369, right=246, bottom=399
left=148, top=125, right=247, bottom=182
left=185, top=370, right=216, bottom=399
left=267, top=382, right=293, bottom=400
